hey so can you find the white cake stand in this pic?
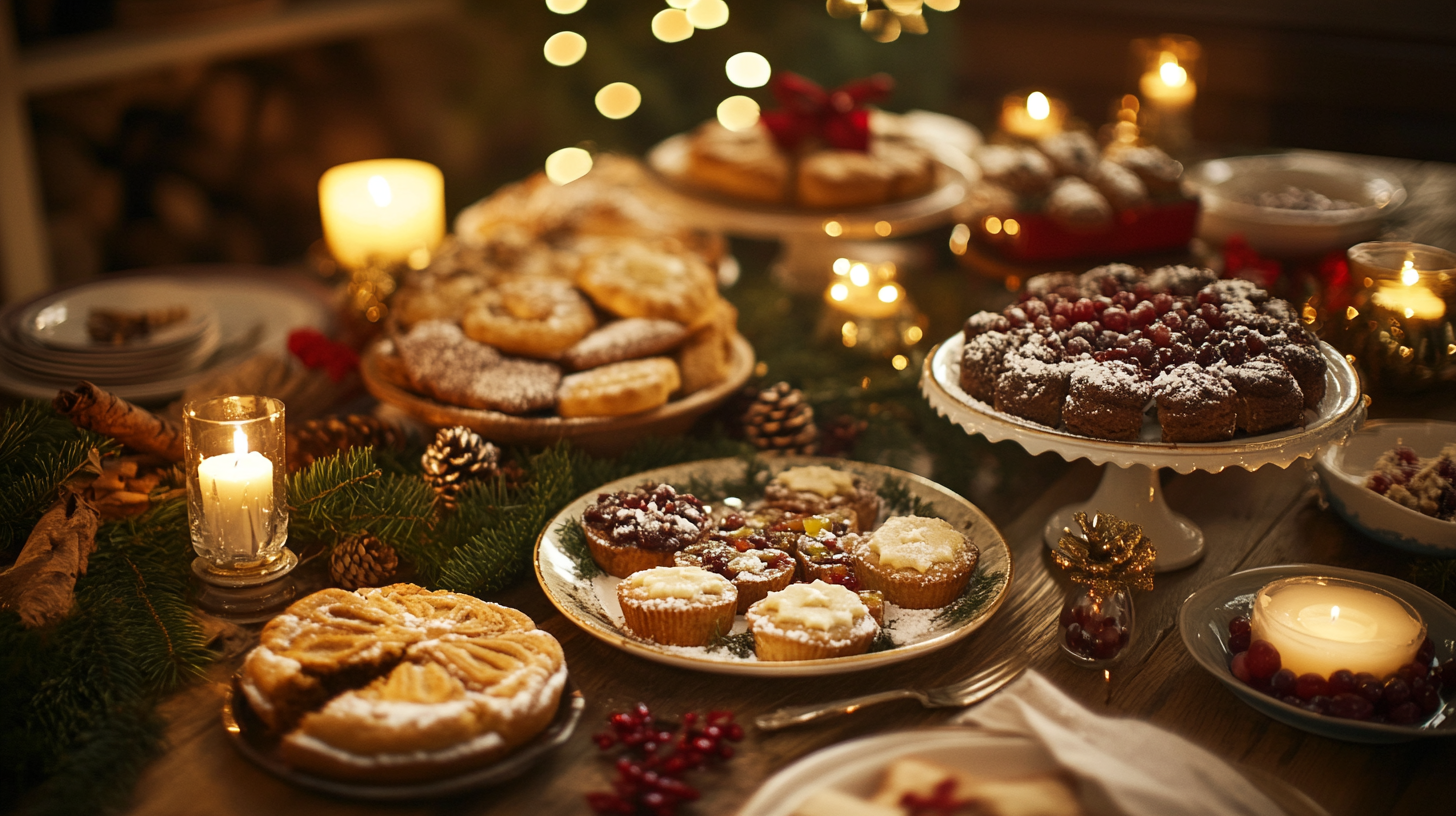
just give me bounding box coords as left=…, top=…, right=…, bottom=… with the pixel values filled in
left=921, top=334, right=1367, bottom=571
left=642, top=132, right=976, bottom=293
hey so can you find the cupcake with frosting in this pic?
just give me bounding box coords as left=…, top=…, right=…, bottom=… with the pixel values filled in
left=616, top=566, right=737, bottom=647
left=746, top=580, right=878, bottom=661
left=849, top=516, right=978, bottom=609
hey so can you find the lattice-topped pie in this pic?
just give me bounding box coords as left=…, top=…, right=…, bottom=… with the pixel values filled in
left=239, top=584, right=565, bottom=783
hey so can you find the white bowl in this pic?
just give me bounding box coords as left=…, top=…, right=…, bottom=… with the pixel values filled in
left=1315, top=419, right=1456, bottom=555
left=1189, top=153, right=1405, bottom=258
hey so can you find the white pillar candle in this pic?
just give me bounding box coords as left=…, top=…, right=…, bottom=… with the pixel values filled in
left=197, top=429, right=275, bottom=560
left=1251, top=577, right=1425, bottom=679
left=318, top=158, right=444, bottom=270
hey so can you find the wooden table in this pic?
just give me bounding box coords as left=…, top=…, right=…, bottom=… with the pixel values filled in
left=121, top=155, right=1456, bottom=816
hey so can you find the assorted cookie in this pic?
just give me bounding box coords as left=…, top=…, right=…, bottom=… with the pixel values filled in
left=957, top=263, right=1327, bottom=443
left=579, top=465, right=983, bottom=662
left=379, top=156, right=739, bottom=421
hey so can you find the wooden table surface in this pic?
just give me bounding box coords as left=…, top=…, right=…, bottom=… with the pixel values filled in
left=120, top=153, right=1456, bottom=816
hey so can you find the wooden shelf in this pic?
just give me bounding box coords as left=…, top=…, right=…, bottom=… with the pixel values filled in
left=17, top=0, right=457, bottom=94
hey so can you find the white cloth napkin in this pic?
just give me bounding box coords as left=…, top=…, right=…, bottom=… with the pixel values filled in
left=952, top=671, right=1285, bottom=816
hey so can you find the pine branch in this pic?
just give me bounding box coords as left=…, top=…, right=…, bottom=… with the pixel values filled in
left=877, top=475, right=937, bottom=517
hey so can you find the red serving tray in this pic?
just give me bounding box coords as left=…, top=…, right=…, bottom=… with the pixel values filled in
left=980, top=198, right=1201, bottom=263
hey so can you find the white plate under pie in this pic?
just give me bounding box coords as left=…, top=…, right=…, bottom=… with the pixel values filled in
left=534, top=457, right=1013, bottom=677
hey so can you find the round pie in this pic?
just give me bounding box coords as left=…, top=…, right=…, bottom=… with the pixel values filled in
left=239, top=584, right=565, bottom=783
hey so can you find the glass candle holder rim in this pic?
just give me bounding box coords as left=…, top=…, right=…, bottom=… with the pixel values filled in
left=1348, top=241, right=1456, bottom=276
left=183, top=394, right=287, bottom=424
left=1253, top=574, right=1426, bottom=636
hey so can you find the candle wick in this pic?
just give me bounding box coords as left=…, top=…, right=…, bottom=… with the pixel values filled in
left=1330, top=604, right=1340, bottom=623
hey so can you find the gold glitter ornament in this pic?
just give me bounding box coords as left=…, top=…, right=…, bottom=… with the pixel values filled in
left=1053, top=511, right=1156, bottom=598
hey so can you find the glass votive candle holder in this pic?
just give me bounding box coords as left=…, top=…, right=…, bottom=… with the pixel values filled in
left=1335, top=241, right=1456, bottom=390
left=184, top=395, right=294, bottom=585
left=1250, top=575, right=1425, bottom=680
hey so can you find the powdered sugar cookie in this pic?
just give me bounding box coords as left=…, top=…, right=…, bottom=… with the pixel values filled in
left=560, top=318, right=689, bottom=372
left=395, top=320, right=560, bottom=415
left=557, top=357, right=681, bottom=418
left=676, top=298, right=738, bottom=395
left=577, top=247, right=718, bottom=328
left=462, top=277, right=597, bottom=359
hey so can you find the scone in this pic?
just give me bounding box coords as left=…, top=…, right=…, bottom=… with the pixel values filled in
left=746, top=580, right=879, bottom=661
left=582, top=483, right=711, bottom=577
left=762, top=466, right=879, bottom=530
left=616, top=566, right=738, bottom=647
left=849, top=515, right=978, bottom=609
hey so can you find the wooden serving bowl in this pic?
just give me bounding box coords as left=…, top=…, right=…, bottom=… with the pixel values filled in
left=360, top=333, right=755, bottom=456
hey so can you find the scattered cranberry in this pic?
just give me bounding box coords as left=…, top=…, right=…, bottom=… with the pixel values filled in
left=587, top=706, right=743, bottom=816
left=1328, top=669, right=1356, bottom=696
left=1295, top=673, right=1330, bottom=700
left=1328, top=693, right=1374, bottom=721
left=1228, top=631, right=1252, bottom=654
left=1231, top=652, right=1252, bottom=683
left=1388, top=701, right=1422, bottom=725
left=1101, top=307, right=1130, bottom=332
left=1071, top=299, right=1096, bottom=323
left=1269, top=668, right=1297, bottom=696
left=1150, top=324, right=1173, bottom=348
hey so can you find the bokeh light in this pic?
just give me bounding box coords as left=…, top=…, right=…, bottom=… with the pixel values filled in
left=1027, top=92, right=1051, bottom=120
left=545, top=0, right=586, bottom=13
left=924, top=0, right=960, bottom=9
left=725, top=52, right=770, bottom=88
left=595, top=82, right=642, bottom=119
left=716, top=95, right=760, bottom=131
left=543, top=31, right=587, bottom=66
left=686, top=0, right=729, bottom=30
left=545, top=147, right=593, bottom=185
left=652, top=9, right=693, bottom=42
left=666, top=0, right=691, bottom=7
left=891, top=355, right=909, bottom=371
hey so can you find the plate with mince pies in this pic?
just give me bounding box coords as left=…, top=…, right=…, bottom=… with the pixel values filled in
left=922, top=262, right=1365, bottom=475
left=533, top=457, right=1013, bottom=677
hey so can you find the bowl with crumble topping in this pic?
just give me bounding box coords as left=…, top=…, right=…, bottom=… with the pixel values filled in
left=1316, top=419, right=1456, bottom=555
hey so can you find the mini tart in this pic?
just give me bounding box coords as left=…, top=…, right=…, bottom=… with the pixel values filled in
left=674, top=540, right=795, bottom=613
left=763, top=466, right=879, bottom=530
left=849, top=516, right=978, bottom=610
left=582, top=484, right=710, bottom=578
left=784, top=513, right=860, bottom=588
left=746, top=580, right=879, bottom=661
left=616, top=566, right=738, bottom=647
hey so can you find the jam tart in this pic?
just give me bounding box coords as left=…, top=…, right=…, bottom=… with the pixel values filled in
left=674, top=540, right=796, bottom=613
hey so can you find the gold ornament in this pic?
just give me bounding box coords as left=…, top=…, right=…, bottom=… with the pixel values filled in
left=832, top=0, right=952, bottom=42
left=1052, top=511, right=1155, bottom=599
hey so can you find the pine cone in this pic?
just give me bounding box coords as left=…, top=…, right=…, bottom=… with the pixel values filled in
left=422, top=426, right=500, bottom=510
left=330, top=532, right=399, bottom=590
left=287, top=415, right=406, bottom=472
left=743, top=382, right=819, bottom=455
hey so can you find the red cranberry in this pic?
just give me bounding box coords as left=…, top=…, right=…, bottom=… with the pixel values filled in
left=1414, top=682, right=1442, bottom=714
left=1113, top=290, right=1139, bottom=309
left=1005, top=307, right=1028, bottom=328
left=1131, top=302, right=1157, bottom=326
left=1246, top=640, right=1282, bottom=680
left=1354, top=673, right=1384, bottom=704
left=1024, top=299, right=1048, bottom=319
left=1053, top=300, right=1073, bottom=319
left=1150, top=324, right=1173, bottom=348
left=1388, top=701, right=1422, bottom=725
left=1384, top=676, right=1412, bottom=706
left=1066, top=336, right=1093, bottom=357
left=1438, top=660, right=1456, bottom=691
left=1229, top=631, right=1252, bottom=654
left=1152, top=293, right=1174, bottom=314
left=1185, top=316, right=1210, bottom=343
left=1327, top=693, right=1375, bottom=721
left=1196, top=290, right=1221, bottom=306
left=1033, top=315, right=1053, bottom=331
left=1161, top=312, right=1184, bottom=331
left=1417, top=637, right=1436, bottom=666
left=1398, top=661, right=1429, bottom=682
left=1096, top=349, right=1132, bottom=363
left=1367, top=473, right=1394, bottom=495
left=1071, top=299, right=1096, bottom=323
left=1269, top=668, right=1297, bottom=695
left=1231, top=651, right=1252, bottom=683
left=1133, top=282, right=1153, bottom=301
left=1328, top=670, right=1357, bottom=696
left=1051, top=314, right=1070, bottom=331
left=1295, top=673, right=1330, bottom=700
left=1102, top=307, right=1131, bottom=332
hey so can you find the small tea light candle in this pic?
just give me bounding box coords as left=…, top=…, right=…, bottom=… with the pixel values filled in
left=1139, top=50, right=1197, bottom=109
left=319, top=158, right=444, bottom=270
left=826, top=258, right=903, bottom=319
left=1371, top=260, right=1448, bottom=321
left=198, top=428, right=274, bottom=558
left=1000, top=91, right=1066, bottom=140
left=1251, top=576, right=1425, bottom=679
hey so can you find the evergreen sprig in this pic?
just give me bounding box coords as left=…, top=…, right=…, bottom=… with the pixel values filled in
left=931, top=568, right=1007, bottom=627
left=0, top=400, right=114, bottom=557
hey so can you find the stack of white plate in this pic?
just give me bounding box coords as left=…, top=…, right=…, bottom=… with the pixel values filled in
left=0, top=269, right=333, bottom=403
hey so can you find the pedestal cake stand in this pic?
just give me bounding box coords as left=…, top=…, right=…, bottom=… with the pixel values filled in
left=921, top=334, right=1367, bottom=571
left=643, top=134, right=975, bottom=293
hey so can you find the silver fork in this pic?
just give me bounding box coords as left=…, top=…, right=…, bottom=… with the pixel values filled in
left=754, top=657, right=1024, bottom=731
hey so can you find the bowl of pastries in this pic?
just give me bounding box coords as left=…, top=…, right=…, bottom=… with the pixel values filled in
left=963, top=133, right=1200, bottom=262
left=363, top=157, right=754, bottom=455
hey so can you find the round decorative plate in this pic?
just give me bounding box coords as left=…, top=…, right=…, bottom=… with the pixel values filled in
left=737, top=727, right=1329, bottom=816
left=361, top=333, right=755, bottom=457
left=20, top=278, right=216, bottom=351
left=1178, top=564, right=1456, bottom=744
left=643, top=134, right=973, bottom=241
left=922, top=333, right=1366, bottom=475
left=221, top=676, right=585, bottom=800
left=1315, top=419, right=1456, bottom=555
left=533, top=456, right=1013, bottom=676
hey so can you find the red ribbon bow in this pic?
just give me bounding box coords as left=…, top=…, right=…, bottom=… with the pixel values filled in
left=759, top=72, right=894, bottom=153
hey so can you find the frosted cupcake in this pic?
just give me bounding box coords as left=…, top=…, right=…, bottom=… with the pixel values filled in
left=616, top=566, right=737, bottom=647
left=849, top=516, right=978, bottom=609
left=746, top=580, right=878, bottom=661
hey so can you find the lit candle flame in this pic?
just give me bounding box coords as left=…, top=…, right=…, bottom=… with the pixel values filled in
left=1158, top=53, right=1188, bottom=88
left=233, top=428, right=249, bottom=456
left=1330, top=604, right=1340, bottom=623
left=830, top=283, right=848, bottom=302
left=1401, top=260, right=1420, bottom=286
left=367, top=175, right=392, bottom=207
left=1026, top=92, right=1050, bottom=121
left=878, top=284, right=899, bottom=303
left=850, top=263, right=870, bottom=287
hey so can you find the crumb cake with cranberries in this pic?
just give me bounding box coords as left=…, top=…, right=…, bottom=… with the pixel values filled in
left=582, top=483, right=711, bottom=577
left=957, top=263, right=1326, bottom=442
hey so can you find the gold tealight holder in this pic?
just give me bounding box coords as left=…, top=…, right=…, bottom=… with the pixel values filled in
left=820, top=258, right=927, bottom=363
left=1334, top=242, right=1456, bottom=390
left=184, top=396, right=296, bottom=618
